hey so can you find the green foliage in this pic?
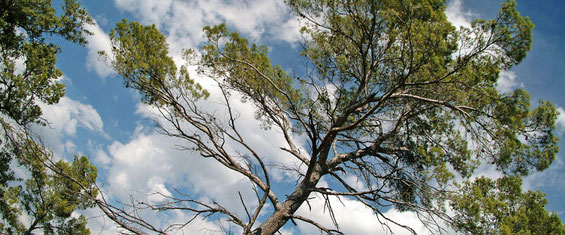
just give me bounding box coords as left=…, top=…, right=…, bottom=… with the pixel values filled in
left=452, top=176, right=565, bottom=234
left=287, top=0, right=558, bottom=218
left=0, top=0, right=92, bottom=125
left=0, top=138, right=97, bottom=234
left=201, top=24, right=302, bottom=124
left=106, top=0, right=563, bottom=233
left=105, top=19, right=209, bottom=106
left=0, top=0, right=97, bottom=233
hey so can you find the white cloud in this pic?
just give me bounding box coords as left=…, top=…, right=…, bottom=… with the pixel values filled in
left=112, top=0, right=301, bottom=50
left=272, top=18, right=302, bottom=43
left=36, top=96, right=106, bottom=155
left=470, top=163, right=504, bottom=181
left=445, top=0, right=473, bottom=28
left=14, top=56, right=26, bottom=75
left=82, top=203, right=133, bottom=235
left=100, top=128, right=257, bottom=232
left=84, top=204, right=224, bottom=235
left=146, top=176, right=173, bottom=203
left=94, top=147, right=112, bottom=165
left=343, top=174, right=369, bottom=192
left=295, top=193, right=431, bottom=234
left=53, top=97, right=104, bottom=134
left=555, top=107, right=565, bottom=135
left=84, top=20, right=115, bottom=79
left=496, top=70, right=523, bottom=93
left=93, top=14, right=109, bottom=27
left=64, top=140, right=77, bottom=154
left=114, top=0, right=174, bottom=26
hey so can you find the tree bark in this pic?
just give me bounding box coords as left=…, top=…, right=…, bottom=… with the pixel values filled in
left=24, top=219, right=40, bottom=235
left=251, top=164, right=325, bottom=234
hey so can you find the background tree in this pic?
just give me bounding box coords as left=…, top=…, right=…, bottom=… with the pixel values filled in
left=0, top=135, right=98, bottom=234
left=0, top=0, right=99, bottom=233
left=0, top=0, right=91, bottom=125
left=103, top=0, right=563, bottom=234
left=451, top=176, right=565, bottom=234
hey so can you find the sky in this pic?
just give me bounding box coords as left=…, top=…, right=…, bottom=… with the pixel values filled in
left=32, top=0, right=565, bottom=234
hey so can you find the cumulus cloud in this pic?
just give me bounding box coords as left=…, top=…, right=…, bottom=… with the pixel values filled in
left=36, top=96, right=106, bottom=156
left=84, top=20, right=115, bottom=79
left=94, top=147, right=112, bottom=165
left=41, top=97, right=104, bottom=135
left=295, top=193, right=431, bottom=234
left=496, top=70, right=523, bottom=93
left=100, top=127, right=258, bottom=232
left=112, top=0, right=301, bottom=50
left=113, top=0, right=174, bottom=26
left=470, top=163, right=504, bottom=181
left=445, top=0, right=473, bottom=28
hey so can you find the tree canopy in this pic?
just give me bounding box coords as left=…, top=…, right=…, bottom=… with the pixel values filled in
left=1, top=0, right=92, bottom=125
left=97, top=0, right=563, bottom=234
left=0, top=138, right=98, bottom=234
left=452, top=176, right=565, bottom=234
left=0, top=0, right=99, bottom=233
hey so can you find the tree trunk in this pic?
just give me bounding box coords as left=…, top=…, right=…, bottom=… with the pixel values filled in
left=24, top=219, right=39, bottom=235
left=251, top=164, right=325, bottom=234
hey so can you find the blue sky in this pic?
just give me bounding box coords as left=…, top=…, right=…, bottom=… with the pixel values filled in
left=37, top=0, right=565, bottom=233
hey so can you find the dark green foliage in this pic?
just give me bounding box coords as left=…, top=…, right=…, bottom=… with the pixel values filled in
left=0, top=137, right=98, bottom=234
left=105, top=19, right=209, bottom=106
left=452, top=176, right=565, bottom=234
left=0, top=0, right=92, bottom=125
left=0, top=0, right=98, bottom=233
left=200, top=24, right=302, bottom=127
left=105, top=0, right=563, bottom=234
